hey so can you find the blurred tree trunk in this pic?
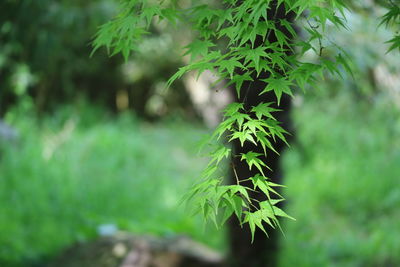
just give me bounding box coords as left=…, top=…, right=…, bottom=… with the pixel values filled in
left=228, top=2, right=294, bottom=266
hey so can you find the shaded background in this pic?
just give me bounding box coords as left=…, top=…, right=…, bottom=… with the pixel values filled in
left=0, top=0, right=399, bottom=266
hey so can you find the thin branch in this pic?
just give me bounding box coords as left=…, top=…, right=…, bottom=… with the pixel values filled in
left=231, top=162, right=240, bottom=185
left=307, top=19, right=324, bottom=57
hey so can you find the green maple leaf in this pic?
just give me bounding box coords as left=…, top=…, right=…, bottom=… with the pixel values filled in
left=260, top=77, right=293, bottom=105
left=242, top=46, right=270, bottom=74
left=264, top=119, right=289, bottom=144
left=218, top=58, right=245, bottom=78
left=184, top=39, right=215, bottom=61
left=141, top=5, right=161, bottom=26
left=209, top=145, right=231, bottom=165
left=255, top=131, right=278, bottom=155
left=243, top=119, right=266, bottom=136
left=250, top=174, right=271, bottom=198
left=386, top=35, right=400, bottom=53
left=251, top=102, right=279, bottom=120
left=230, top=112, right=251, bottom=130
left=229, top=130, right=257, bottom=147
left=240, top=151, right=269, bottom=175
left=229, top=73, right=253, bottom=98
left=259, top=201, right=295, bottom=221
left=227, top=185, right=251, bottom=203
left=223, top=102, right=244, bottom=117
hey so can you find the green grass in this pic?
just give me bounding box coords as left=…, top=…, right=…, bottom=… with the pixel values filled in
left=279, top=92, right=400, bottom=267
left=0, top=105, right=225, bottom=267
left=2, top=92, right=400, bottom=267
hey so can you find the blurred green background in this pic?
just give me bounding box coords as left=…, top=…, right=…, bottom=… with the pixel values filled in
left=1, top=0, right=399, bottom=266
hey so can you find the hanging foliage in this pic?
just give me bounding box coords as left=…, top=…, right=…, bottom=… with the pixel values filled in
left=92, top=0, right=399, bottom=241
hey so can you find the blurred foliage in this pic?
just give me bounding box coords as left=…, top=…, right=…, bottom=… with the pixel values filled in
left=0, top=103, right=225, bottom=267
left=0, top=0, right=195, bottom=119
left=323, top=3, right=400, bottom=98
left=279, top=90, right=400, bottom=266
left=278, top=6, right=400, bottom=266
left=0, top=0, right=119, bottom=113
